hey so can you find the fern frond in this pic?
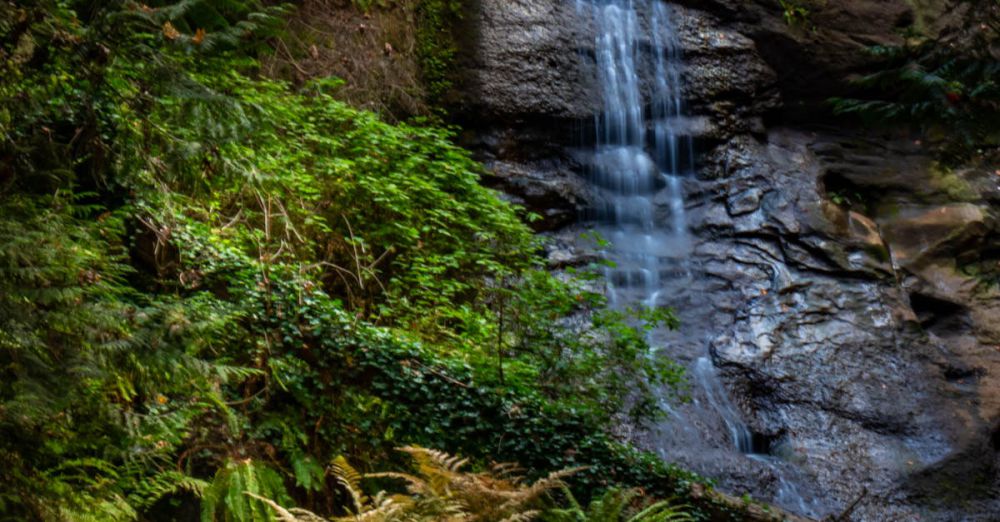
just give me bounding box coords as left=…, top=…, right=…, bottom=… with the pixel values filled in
left=499, top=511, right=540, bottom=522
left=490, top=462, right=527, bottom=481
left=129, top=470, right=209, bottom=509
left=628, top=498, right=694, bottom=522
left=398, top=445, right=469, bottom=473
left=202, top=459, right=290, bottom=521
left=354, top=497, right=406, bottom=521
left=584, top=488, right=638, bottom=521
left=331, top=455, right=369, bottom=513
left=244, top=492, right=307, bottom=522
left=524, top=466, right=585, bottom=496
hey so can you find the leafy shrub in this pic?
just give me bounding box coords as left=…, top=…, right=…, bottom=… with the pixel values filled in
left=0, top=1, right=695, bottom=520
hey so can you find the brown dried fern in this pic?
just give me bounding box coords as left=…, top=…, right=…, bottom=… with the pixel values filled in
left=255, top=446, right=581, bottom=522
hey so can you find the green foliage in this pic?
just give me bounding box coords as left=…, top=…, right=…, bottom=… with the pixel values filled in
left=202, top=460, right=292, bottom=522
left=0, top=0, right=697, bottom=520
left=958, top=250, right=1000, bottom=291
left=544, top=487, right=694, bottom=522
left=254, top=447, right=692, bottom=522
left=257, top=280, right=696, bottom=496
left=778, top=0, right=812, bottom=27
left=827, top=189, right=863, bottom=208
left=0, top=191, right=247, bottom=520
left=829, top=0, right=1000, bottom=162
left=414, top=0, right=463, bottom=107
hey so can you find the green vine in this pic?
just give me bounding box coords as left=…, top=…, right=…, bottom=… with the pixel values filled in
left=415, top=0, right=463, bottom=110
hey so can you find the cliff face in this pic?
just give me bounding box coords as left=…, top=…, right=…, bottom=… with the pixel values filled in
left=455, top=1, right=1000, bottom=519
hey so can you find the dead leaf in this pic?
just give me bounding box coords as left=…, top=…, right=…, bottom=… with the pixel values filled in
left=162, top=21, right=180, bottom=40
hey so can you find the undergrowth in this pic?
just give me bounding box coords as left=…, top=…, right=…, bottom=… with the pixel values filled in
left=0, top=1, right=697, bottom=520
left=252, top=446, right=694, bottom=521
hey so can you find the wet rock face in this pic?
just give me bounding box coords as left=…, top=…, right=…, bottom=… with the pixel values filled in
left=671, top=0, right=954, bottom=106
left=460, top=0, right=599, bottom=121
left=696, top=131, right=1000, bottom=519
left=458, top=0, right=779, bottom=223
left=456, top=0, right=1000, bottom=519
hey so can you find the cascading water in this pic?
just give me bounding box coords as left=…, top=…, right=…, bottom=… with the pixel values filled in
left=578, top=0, right=692, bottom=311
left=696, top=357, right=815, bottom=515
left=575, top=0, right=816, bottom=516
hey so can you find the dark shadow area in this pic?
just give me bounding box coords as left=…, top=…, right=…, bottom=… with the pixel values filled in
left=749, top=431, right=779, bottom=456
left=142, top=491, right=201, bottom=522
left=908, top=292, right=971, bottom=336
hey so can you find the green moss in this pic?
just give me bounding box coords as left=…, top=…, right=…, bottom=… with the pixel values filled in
left=415, top=0, right=464, bottom=109
left=929, top=163, right=978, bottom=201
left=865, top=243, right=892, bottom=264
left=903, top=0, right=950, bottom=36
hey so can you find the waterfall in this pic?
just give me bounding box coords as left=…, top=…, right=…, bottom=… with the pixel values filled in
left=579, top=0, right=692, bottom=310
left=576, top=0, right=816, bottom=516
left=694, top=357, right=754, bottom=453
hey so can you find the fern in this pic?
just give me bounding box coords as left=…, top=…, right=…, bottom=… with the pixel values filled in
left=114, top=0, right=289, bottom=53
left=544, top=487, right=693, bottom=522
left=2, top=1, right=699, bottom=520
left=254, top=446, right=576, bottom=521
left=331, top=455, right=371, bottom=514
left=129, top=470, right=210, bottom=510
left=255, top=448, right=692, bottom=522
left=202, top=459, right=292, bottom=522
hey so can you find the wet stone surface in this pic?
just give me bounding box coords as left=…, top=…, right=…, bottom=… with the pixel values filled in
left=456, top=1, right=1000, bottom=519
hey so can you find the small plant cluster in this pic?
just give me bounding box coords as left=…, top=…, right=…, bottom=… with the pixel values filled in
left=829, top=0, right=1000, bottom=163
left=778, top=0, right=812, bottom=27
left=0, top=1, right=696, bottom=520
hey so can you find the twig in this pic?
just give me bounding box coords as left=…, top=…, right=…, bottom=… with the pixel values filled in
left=831, top=487, right=867, bottom=522
left=408, top=359, right=471, bottom=389
left=220, top=208, right=244, bottom=230
left=342, top=215, right=364, bottom=290
left=224, top=385, right=269, bottom=406
left=276, top=37, right=310, bottom=76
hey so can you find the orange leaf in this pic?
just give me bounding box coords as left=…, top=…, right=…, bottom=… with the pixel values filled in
left=192, top=28, right=205, bottom=45
left=162, top=21, right=180, bottom=40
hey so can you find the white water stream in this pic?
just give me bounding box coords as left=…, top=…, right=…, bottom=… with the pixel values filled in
left=575, top=0, right=816, bottom=516
left=578, top=0, right=692, bottom=309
